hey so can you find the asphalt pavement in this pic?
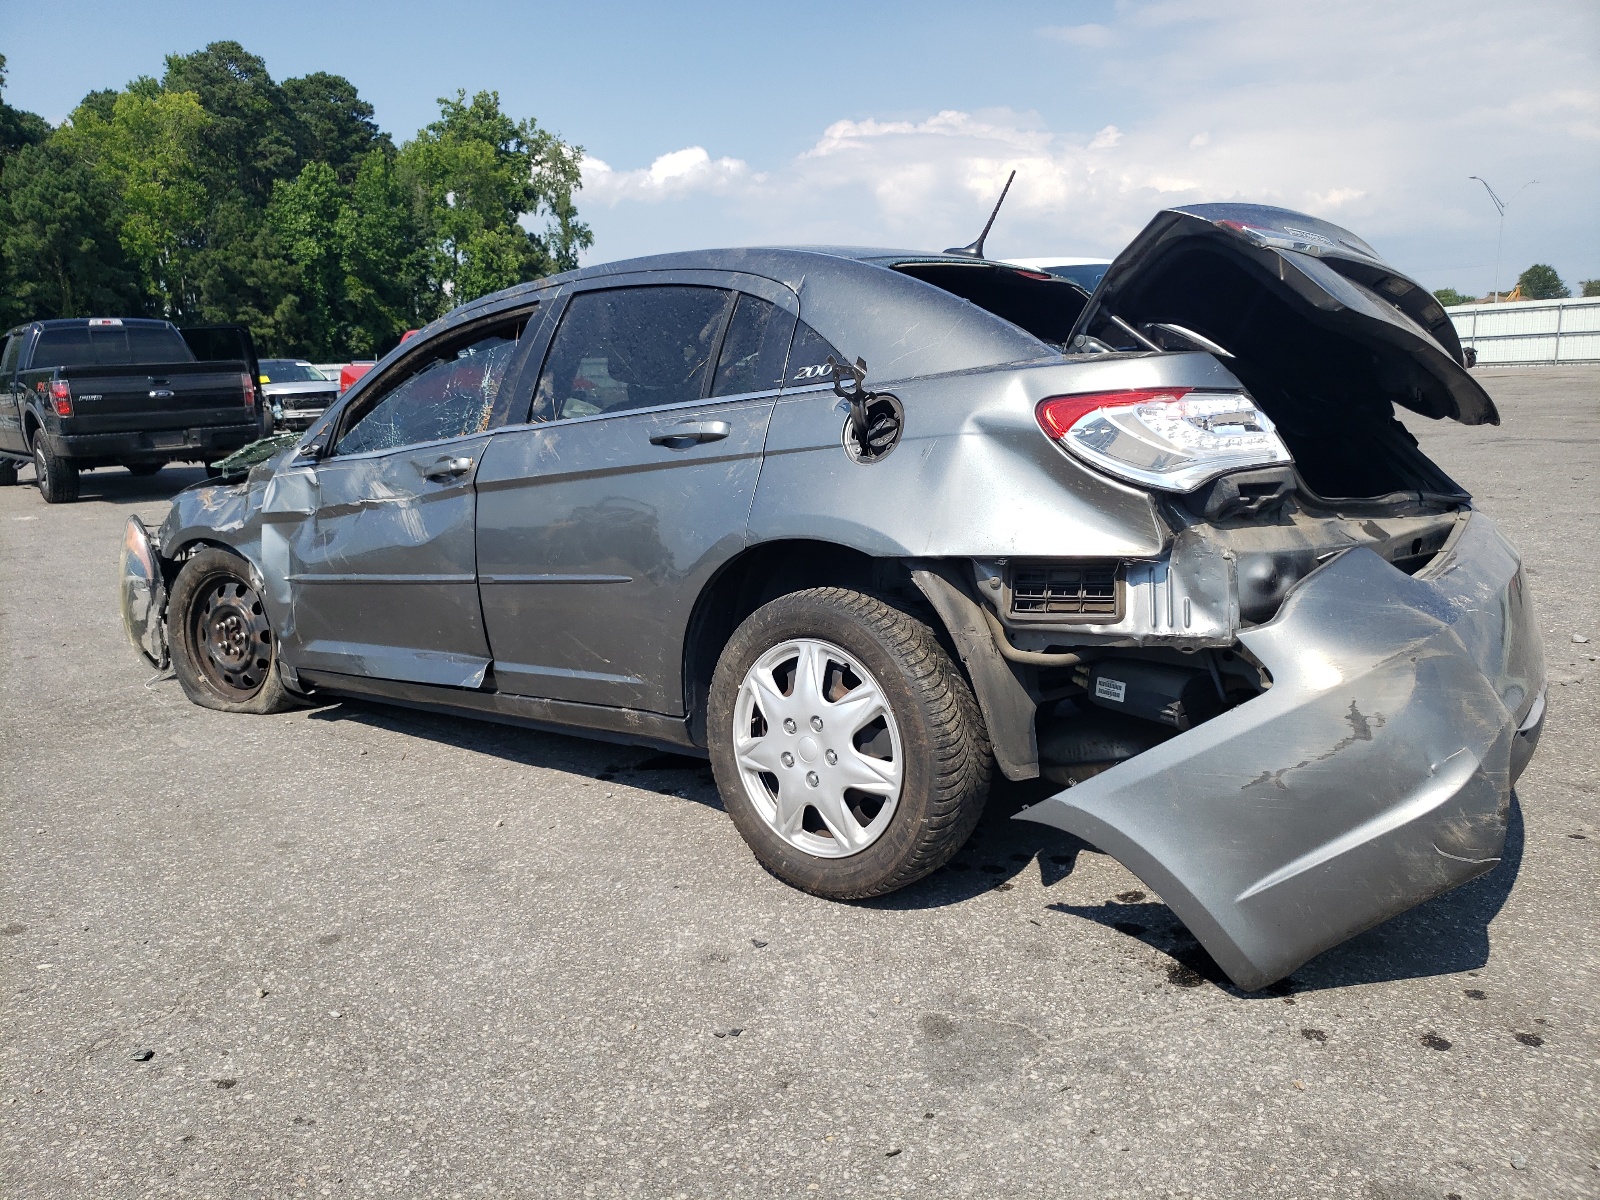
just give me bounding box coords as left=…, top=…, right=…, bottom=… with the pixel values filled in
left=2, top=364, right=1596, bottom=1199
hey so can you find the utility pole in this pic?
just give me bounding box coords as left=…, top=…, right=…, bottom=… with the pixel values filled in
left=1469, top=176, right=1537, bottom=301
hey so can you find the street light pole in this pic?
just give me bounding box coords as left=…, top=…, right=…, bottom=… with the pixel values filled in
left=1469, top=176, right=1537, bottom=301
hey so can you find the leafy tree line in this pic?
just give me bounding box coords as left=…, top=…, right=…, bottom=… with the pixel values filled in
left=1435, top=265, right=1598, bottom=307
left=0, top=43, right=591, bottom=359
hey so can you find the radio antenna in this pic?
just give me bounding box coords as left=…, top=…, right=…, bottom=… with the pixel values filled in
left=944, top=170, right=1016, bottom=259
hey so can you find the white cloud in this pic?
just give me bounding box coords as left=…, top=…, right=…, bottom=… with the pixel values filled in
left=582, top=146, right=753, bottom=203
left=1039, top=23, right=1116, bottom=47
left=577, top=0, right=1599, bottom=289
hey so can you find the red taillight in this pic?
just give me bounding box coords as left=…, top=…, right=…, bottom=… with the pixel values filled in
left=50, top=379, right=72, bottom=417
left=1036, top=388, right=1192, bottom=438
left=241, top=372, right=256, bottom=413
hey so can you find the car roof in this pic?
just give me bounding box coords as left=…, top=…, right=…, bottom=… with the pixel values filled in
left=29, top=317, right=177, bottom=328
left=445, top=246, right=1062, bottom=383
left=1005, top=257, right=1113, bottom=268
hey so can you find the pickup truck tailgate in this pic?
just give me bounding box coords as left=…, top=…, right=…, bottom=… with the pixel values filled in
left=48, top=364, right=253, bottom=433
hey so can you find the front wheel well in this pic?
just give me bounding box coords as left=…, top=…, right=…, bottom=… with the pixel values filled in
left=681, top=540, right=938, bottom=746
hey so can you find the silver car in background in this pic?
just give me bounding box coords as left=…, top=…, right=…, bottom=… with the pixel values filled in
left=119, top=202, right=1545, bottom=991
left=259, top=359, right=339, bottom=431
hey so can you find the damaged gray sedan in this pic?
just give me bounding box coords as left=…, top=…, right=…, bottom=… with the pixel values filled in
left=119, top=203, right=1546, bottom=990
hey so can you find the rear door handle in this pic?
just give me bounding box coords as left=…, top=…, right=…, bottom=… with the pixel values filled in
left=649, top=420, right=731, bottom=448
left=423, top=455, right=475, bottom=481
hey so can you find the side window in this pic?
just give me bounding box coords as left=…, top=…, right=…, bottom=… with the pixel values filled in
left=334, top=316, right=529, bottom=456
left=711, top=294, right=796, bottom=397
left=0, top=334, right=20, bottom=380
left=784, top=321, right=844, bottom=386
left=534, top=286, right=733, bottom=421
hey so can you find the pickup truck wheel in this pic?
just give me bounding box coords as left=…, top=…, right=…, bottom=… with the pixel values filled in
left=32, top=439, right=79, bottom=504
left=708, top=587, right=992, bottom=900
left=0, top=459, right=17, bottom=486
left=126, top=463, right=163, bottom=477
left=168, top=548, right=295, bottom=714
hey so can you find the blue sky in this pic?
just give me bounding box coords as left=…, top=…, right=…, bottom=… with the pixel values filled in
left=6, top=0, right=1597, bottom=294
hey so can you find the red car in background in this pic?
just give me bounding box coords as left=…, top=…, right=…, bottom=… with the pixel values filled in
left=336, top=330, right=420, bottom=395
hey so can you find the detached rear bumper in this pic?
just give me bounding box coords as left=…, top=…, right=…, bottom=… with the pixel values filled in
left=1017, top=510, right=1546, bottom=990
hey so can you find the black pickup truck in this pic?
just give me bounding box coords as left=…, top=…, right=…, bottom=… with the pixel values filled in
left=0, top=317, right=264, bottom=502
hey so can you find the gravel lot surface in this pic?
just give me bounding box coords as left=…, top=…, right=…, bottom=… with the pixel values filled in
left=2, top=364, right=1596, bottom=1199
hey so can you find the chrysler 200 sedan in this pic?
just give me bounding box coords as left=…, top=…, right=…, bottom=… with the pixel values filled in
left=119, top=203, right=1546, bottom=990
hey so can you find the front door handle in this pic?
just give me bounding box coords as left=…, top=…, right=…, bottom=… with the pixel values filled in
left=649, top=420, right=731, bottom=449
left=423, top=455, right=474, bottom=481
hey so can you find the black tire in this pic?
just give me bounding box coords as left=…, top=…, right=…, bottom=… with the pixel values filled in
left=126, top=463, right=164, bottom=477
left=32, top=437, right=79, bottom=504
left=708, top=587, right=992, bottom=899
left=0, top=459, right=17, bottom=486
left=168, top=548, right=296, bottom=714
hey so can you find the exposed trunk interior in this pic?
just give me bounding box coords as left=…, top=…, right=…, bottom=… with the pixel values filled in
left=1077, top=242, right=1469, bottom=503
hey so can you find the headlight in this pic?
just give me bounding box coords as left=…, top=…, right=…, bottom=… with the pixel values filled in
left=1036, top=387, right=1292, bottom=492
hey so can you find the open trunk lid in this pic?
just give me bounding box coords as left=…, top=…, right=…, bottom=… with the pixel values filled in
left=1072, top=203, right=1496, bottom=428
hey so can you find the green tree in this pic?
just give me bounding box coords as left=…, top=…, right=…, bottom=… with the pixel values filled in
left=161, top=41, right=301, bottom=204
left=53, top=87, right=211, bottom=320
left=0, top=45, right=587, bottom=358
left=1580, top=279, right=1600, bottom=298
left=0, top=54, right=51, bottom=167
left=1433, top=287, right=1476, bottom=307
left=268, top=160, right=350, bottom=356
left=338, top=149, right=431, bottom=355
left=397, top=90, right=591, bottom=313
left=282, top=72, right=388, bottom=183
left=0, top=140, right=143, bottom=323
left=56, top=88, right=211, bottom=318
left=1515, top=264, right=1568, bottom=300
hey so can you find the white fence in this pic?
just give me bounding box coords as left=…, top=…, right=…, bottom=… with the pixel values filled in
left=1446, top=296, right=1600, bottom=365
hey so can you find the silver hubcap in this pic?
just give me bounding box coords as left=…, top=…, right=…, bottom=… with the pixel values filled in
left=732, top=638, right=904, bottom=858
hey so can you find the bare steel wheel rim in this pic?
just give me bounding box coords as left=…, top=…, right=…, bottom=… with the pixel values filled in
left=190, top=575, right=274, bottom=700
left=732, top=637, right=904, bottom=859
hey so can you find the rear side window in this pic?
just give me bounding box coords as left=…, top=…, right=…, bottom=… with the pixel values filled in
left=784, top=321, right=844, bottom=386
left=711, top=295, right=796, bottom=397
left=32, top=323, right=197, bottom=369
left=0, top=334, right=20, bottom=378
left=334, top=317, right=529, bottom=456
left=891, top=263, right=1088, bottom=347
left=535, top=286, right=733, bottom=420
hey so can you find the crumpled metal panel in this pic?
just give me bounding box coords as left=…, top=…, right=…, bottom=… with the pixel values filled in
left=118, top=516, right=168, bottom=670
left=1016, top=511, right=1545, bottom=990
left=975, top=524, right=1242, bottom=650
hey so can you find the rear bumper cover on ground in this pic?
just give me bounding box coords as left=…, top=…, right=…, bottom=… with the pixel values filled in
left=1017, top=510, right=1545, bottom=990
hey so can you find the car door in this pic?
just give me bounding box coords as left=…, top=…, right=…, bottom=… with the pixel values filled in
left=0, top=330, right=25, bottom=454
left=268, top=311, right=534, bottom=688
left=475, top=277, right=797, bottom=713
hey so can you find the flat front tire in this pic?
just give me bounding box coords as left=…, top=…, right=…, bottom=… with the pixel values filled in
left=32, top=438, right=79, bottom=504
left=708, top=587, right=992, bottom=899
left=168, top=548, right=296, bottom=714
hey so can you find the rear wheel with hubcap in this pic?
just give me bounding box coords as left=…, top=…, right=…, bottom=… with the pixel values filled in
left=168, top=548, right=296, bottom=713
left=708, top=587, right=992, bottom=899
